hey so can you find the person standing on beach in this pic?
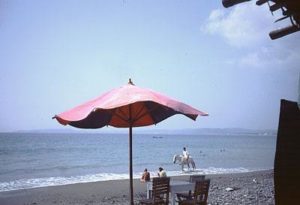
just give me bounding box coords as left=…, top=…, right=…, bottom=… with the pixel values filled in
left=157, top=167, right=167, bottom=177
left=140, top=168, right=150, bottom=182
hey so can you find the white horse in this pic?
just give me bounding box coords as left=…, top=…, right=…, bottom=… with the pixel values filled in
left=173, top=154, right=196, bottom=171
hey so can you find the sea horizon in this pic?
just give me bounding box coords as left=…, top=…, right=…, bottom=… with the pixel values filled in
left=3, top=127, right=277, bottom=135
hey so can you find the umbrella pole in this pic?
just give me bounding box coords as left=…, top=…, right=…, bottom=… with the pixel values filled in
left=129, top=125, right=134, bottom=205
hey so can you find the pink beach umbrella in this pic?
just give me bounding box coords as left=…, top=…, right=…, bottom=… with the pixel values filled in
left=53, top=79, right=208, bottom=205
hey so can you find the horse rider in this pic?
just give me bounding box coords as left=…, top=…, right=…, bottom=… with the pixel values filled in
left=183, top=147, right=190, bottom=169
left=183, top=147, right=190, bottom=161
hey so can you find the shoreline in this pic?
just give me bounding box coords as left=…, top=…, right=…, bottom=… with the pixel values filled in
left=0, top=167, right=270, bottom=193
left=0, top=169, right=274, bottom=205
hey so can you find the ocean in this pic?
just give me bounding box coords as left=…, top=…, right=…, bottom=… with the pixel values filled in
left=0, top=131, right=276, bottom=192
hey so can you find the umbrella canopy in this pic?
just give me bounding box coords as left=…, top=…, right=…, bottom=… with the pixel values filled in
left=53, top=79, right=208, bottom=205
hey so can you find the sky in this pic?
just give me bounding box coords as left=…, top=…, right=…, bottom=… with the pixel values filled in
left=0, top=0, right=299, bottom=132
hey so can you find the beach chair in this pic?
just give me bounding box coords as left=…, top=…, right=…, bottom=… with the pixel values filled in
left=189, top=175, right=205, bottom=183
left=176, top=179, right=210, bottom=205
left=139, top=177, right=170, bottom=205
left=176, top=175, right=206, bottom=200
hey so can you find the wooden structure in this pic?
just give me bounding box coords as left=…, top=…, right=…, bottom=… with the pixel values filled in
left=189, top=175, right=206, bottom=183
left=176, top=179, right=210, bottom=205
left=222, top=0, right=300, bottom=39
left=274, top=99, right=300, bottom=204
left=140, top=177, right=170, bottom=205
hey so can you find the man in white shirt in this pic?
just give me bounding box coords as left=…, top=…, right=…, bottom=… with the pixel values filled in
left=183, top=147, right=189, bottom=160
left=158, top=167, right=167, bottom=177
left=183, top=147, right=191, bottom=169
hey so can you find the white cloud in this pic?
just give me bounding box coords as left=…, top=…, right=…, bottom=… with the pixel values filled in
left=237, top=36, right=300, bottom=70
left=203, top=2, right=300, bottom=72
left=203, top=2, right=273, bottom=48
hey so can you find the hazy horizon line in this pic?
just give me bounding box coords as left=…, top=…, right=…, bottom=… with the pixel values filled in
left=1, top=127, right=277, bottom=135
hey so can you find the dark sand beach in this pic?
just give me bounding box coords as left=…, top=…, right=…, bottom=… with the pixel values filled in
left=0, top=170, right=274, bottom=205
